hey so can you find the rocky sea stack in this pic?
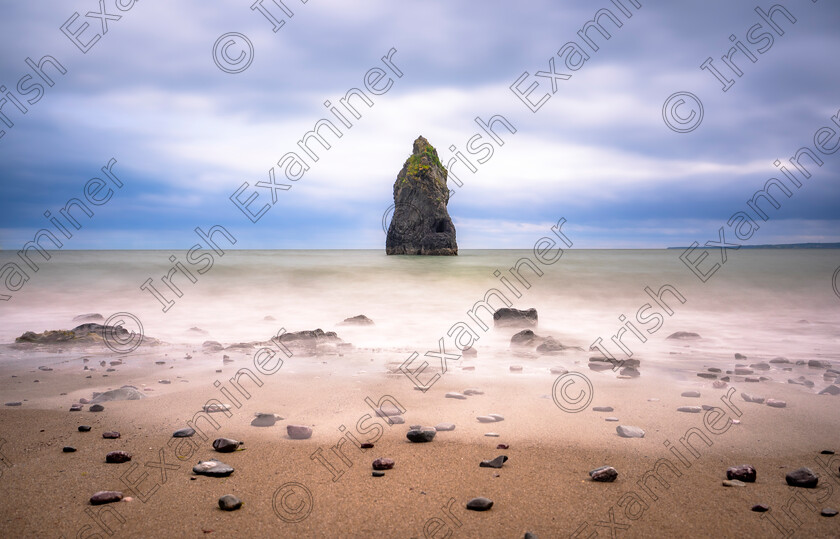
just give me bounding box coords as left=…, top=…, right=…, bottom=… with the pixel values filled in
left=386, top=136, right=457, bottom=255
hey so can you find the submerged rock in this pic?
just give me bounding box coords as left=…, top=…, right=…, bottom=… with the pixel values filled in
left=339, top=315, right=374, bottom=326
left=495, top=308, right=538, bottom=328
left=386, top=136, right=457, bottom=255
left=666, top=331, right=701, bottom=340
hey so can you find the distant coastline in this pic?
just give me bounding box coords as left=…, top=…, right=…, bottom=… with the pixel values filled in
left=667, top=242, right=840, bottom=249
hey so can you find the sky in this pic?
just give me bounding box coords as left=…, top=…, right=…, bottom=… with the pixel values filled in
left=0, top=0, right=839, bottom=249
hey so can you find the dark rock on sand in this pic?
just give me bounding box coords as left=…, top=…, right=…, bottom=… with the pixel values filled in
left=78, top=425, right=91, bottom=432
left=102, top=431, right=120, bottom=439
left=287, top=425, right=313, bottom=440
left=386, top=136, right=457, bottom=255
left=590, top=466, right=618, bottom=482
left=822, top=508, right=838, bottom=517
left=809, top=360, right=831, bottom=368
left=785, top=467, right=818, bottom=488
left=770, top=357, right=790, bottom=364
left=666, top=331, right=701, bottom=340
left=372, top=458, right=395, bottom=470
left=90, top=491, right=123, bottom=505
left=593, top=406, right=614, bottom=412
left=4, top=401, right=22, bottom=407
left=372, top=470, right=385, bottom=477
left=497, top=444, right=509, bottom=449
left=818, top=385, right=840, bottom=396
left=339, top=315, right=374, bottom=326
left=697, top=373, right=717, bottom=379
left=218, top=494, right=242, bottom=511
left=616, top=426, right=645, bottom=438
left=750, top=362, right=771, bottom=370
left=106, top=451, right=132, bottom=463
left=726, top=465, right=756, bottom=482
left=89, top=404, right=105, bottom=412
left=466, top=497, right=494, bottom=511
left=677, top=406, right=702, bottom=413
left=524, top=533, right=538, bottom=539
left=820, top=450, right=835, bottom=455
left=361, top=443, right=374, bottom=449
left=63, top=446, right=77, bottom=453
left=751, top=504, right=770, bottom=512
left=193, top=460, right=234, bottom=477
left=495, top=308, right=538, bottom=328
left=213, top=438, right=243, bottom=453
left=173, top=428, right=195, bottom=437
left=681, top=391, right=701, bottom=398
left=406, top=428, right=436, bottom=443
left=479, top=456, right=508, bottom=469
left=734, top=353, right=747, bottom=360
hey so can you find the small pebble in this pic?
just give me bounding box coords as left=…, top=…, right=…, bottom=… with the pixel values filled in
left=78, top=426, right=91, bottom=432
left=89, top=404, right=105, bottom=412
left=466, top=497, right=493, bottom=511
left=372, top=470, right=385, bottom=477
left=434, top=423, right=456, bottom=432
left=102, top=431, right=120, bottom=439
left=726, top=465, right=756, bottom=482
left=751, top=504, right=770, bottom=512
left=106, top=451, right=132, bottom=463
left=360, top=443, right=374, bottom=449
left=496, top=443, right=509, bottom=449
left=287, top=425, right=313, bottom=440
left=820, top=450, right=834, bottom=455
left=785, top=467, right=819, bottom=488
left=484, top=433, right=500, bottom=437
left=590, top=466, right=618, bottom=482
left=479, top=456, right=508, bottom=469
left=677, top=406, right=702, bottom=413
left=173, top=428, right=195, bottom=438
left=90, top=491, right=123, bottom=505
left=463, top=388, right=483, bottom=396
left=592, top=406, right=613, bottom=412
left=681, top=391, right=700, bottom=398
left=406, top=428, right=436, bottom=443
left=372, top=458, right=395, bottom=470
left=616, top=425, right=645, bottom=438
left=63, top=446, right=77, bottom=453
left=722, top=479, right=746, bottom=487
left=822, top=508, right=838, bottom=517
left=605, top=417, right=619, bottom=422
left=218, top=494, right=242, bottom=511
left=445, top=392, right=467, bottom=400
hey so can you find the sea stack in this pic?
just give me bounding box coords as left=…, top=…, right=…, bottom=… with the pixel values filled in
left=386, top=136, right=457, bottom=255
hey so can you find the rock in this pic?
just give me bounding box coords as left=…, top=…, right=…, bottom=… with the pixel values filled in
left=701, top=405, right=715, bottom=411
left=524, top=533, right=538, bottom=539
left=616, top=426, right=645, bottom=438
left=386, top=136, right=457, bottom=255
left=463, top=388, right=483, bottom=396
left=173, top=428, right=195, bottom=437
left=681, top=391, right=701, bottom=398
left=106, top=451, right=132, bottom=463
left=493, top=307, right=536, bottom=330
left=605, top=417, right=619, bottom=422
left=497, top=444, right=509, bottom=449
left=193, top=460, right=235, bottom=477
left=785, top=467, right=818, bottom=488
left=90, top=386, right=145, bottom=403
left=386, top=415, right=405, bottom=425
left=588, top=362, right=613, bottom=373
left=722, top=479, right=746, bottom=487
left=741, top=393, right=765, bottom=404
left=809, top=360, right=831, bottom=368
left=372, top=470, right=385, bottom=477
left=820, top=450, right=834, bottom=455
left=435, top=423, right=455, bottom=432
left=822, top=508, right=838, bottom=517
left=158, top=379, right=171, bottom=384
left=218, top=495, right=242, bottom=511
left=89, top=404, right=105, bottom=412
left=750, top=362, right=771, bottom=370
left=375, top=403, right=403, bottom=417
left=339, top=315, right=374, bottom=326
left=726, top=465, right=756, bottom=482
left=766, top=399, right=786, bottom=408
left=213, top=438, right=243, bottom=453
left=372, top=458, right=395, bottom=470
left=510, top=329, right=541, bottom=347
left=63, top=446, right=77, bottom=453
left=69, top=404, right=83, bottom=411
left=677, top=406, right=702, bottom=413
left=484, top=433, right=500, bottom=437
left=477, top=416, right=499, bottom=423
left=203, top=403, right=232, bottom=413
left=592, top=406, right=614, bottom=412
left=734, top=353, right=747, bottom=360
left=251, top=413, right=278, bottom=427
left=78, top=425, right=91, bottom=432
left=509, top=365, right=523, bottom=372
left=79, top=398, right=90, bottom=404
left=818, top=385, right=840, bottom=396
left=90, top=491, right=123, bottom=505
left=769, top=357, right=789, bottom=364
left=734, top=368, right=754, bottom=375
left=620, top=367, right=641, bottom=377
left=666, top=331, right=701, bottom=340
left=697, top=373, right=717, bottom=379
left=406, top=428, right=436, bottom=443
left=712, top=381, right=728, bottom=388
left=287, top=425, right=313, bottom=440
left=589, top=466, right=618, bottom=482
left=445, top=392, right=467, bottom=400
left=16, top=324, right=144, bottom=346
left=278, top=329, right=342, bottom=347
left=479, top=456, right=508, bottom=469
left=550, top=367, right=568, bottom=375
left=73, top=313, right=104, bottom=323
left=466, top=497, right=494, bottom=511
left=751, top=504, right=770, bottom=512
left=488, top=414, right=504, bottom=421
left=361, top=443, right=374, bottom=449
left=102, top=431, right=120, bottom=439
left=536, top=337, right=568, bottom=353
